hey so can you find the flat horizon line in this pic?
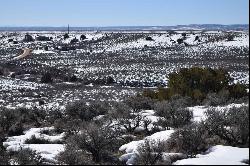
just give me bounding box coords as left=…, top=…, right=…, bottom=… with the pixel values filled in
left=0, top=24, right=249, bottom=28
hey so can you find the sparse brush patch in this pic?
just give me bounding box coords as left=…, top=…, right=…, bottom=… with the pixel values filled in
left=56, top=143, right=94, bottom=165
left=0, top=107, right=46, bottom=137
left=154, top=95, right=193, bottom=129
left=166, top=123, right=213, bottom=157
left=25, top=135, right=63, bottom=144
left=9, top=148, right=45, bottom=165
left=65, top=100, right=110, bottom=122
left=0, top=144, right=9, bottom=165
left=205, top=105, right=249, bottom=147
left=135, top=139, right=168, bottom=165
left=59, top=121, right=123, bottom=164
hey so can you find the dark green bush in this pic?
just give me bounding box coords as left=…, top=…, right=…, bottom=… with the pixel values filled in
left=143, top=67, right=247, bottom=104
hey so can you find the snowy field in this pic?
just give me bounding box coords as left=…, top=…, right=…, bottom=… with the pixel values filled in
left=0, top=30, right=249, bottom=109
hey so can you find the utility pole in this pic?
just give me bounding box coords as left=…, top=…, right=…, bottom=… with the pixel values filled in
left=68, top=24, right=70, bottom=34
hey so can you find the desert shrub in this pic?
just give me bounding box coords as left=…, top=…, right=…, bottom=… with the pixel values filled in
left=142, top=87, right=174, bottom=101
left=231, top=96, right=249, bottom=105
left=10, top=148, right=45, bottom=165
left=8, top=123, right=24, bottom=136
left=25, top=135, right=51, bottom=144
left=45, top=108, right=64, bottom=125
left=0, top=108, right=16, bottom=134
left=177, top=38, right=183, bottom=44
left=25, top=135, right=63, bottom=144
left=63, top=33, right=69, bottom=39
left=0, top=145, right=9, bottom=165
left=135, top=139, right=168, bottom=165
left=144, top=67, right=247, bottom=103
left=69, top=75, right=77, bottom=82
left=23, top=34, right=34, bottom=42
left=194, top=36, right=199, bottom=41
left=111, top=102, right=143, bottom=133
left=41, top=72, right=53, bottom=83
left=56, top=142, right=93, bottom=165
left=154, top=96, right=193, bottom=129
left=205, top=106, right=249, bottom=147
left=70, top=38, right=79, bottom=44
left=65, top=101, right=110, bottom=122
left=146, top=36, right=154, bottom=41
left=228, top=83, right=248, bottom=99
left=106, top=76, right=115, bottom=84
left=56, top=118, right=84, bottom=136
left=80, top=34, right=87, bottom=40
left=168, top=67, right=231, bottom=100
left=202, top=89, right=230, bottom=106
left=155, top=104, right=193, bottom=129
left=68, top=122, right=122, bottom=163
left=110, top=96, right=154, bottom=134
left=226, top=33, right=235, bottom=41
left=0, top=107, right=46, bottom=136
left=125, top=95, right=154, bottom=111
left=142, top=89, right=158, bottom=100
left=8, top=39, right=13, bottom=42
left=44, top=46, right=49, bottom=51
left=166, top=123, right=213, bottom=157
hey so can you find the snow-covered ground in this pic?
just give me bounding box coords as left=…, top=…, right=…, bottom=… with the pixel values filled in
left=0, top=30, right=249, bottom=109
left=32, top=49, right=55, bottom=54
left=189, top=103, right=248, bottom=122
left=119, top=130, right=175, bottom=165
left=0, top=76, right=49, bottom=91
left=173, top=145, right=249, bottom=165
left=3, top=127, right=65, bottom=161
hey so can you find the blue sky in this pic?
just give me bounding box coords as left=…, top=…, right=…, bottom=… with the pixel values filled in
left=0, top=0, right=248, bottom=26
